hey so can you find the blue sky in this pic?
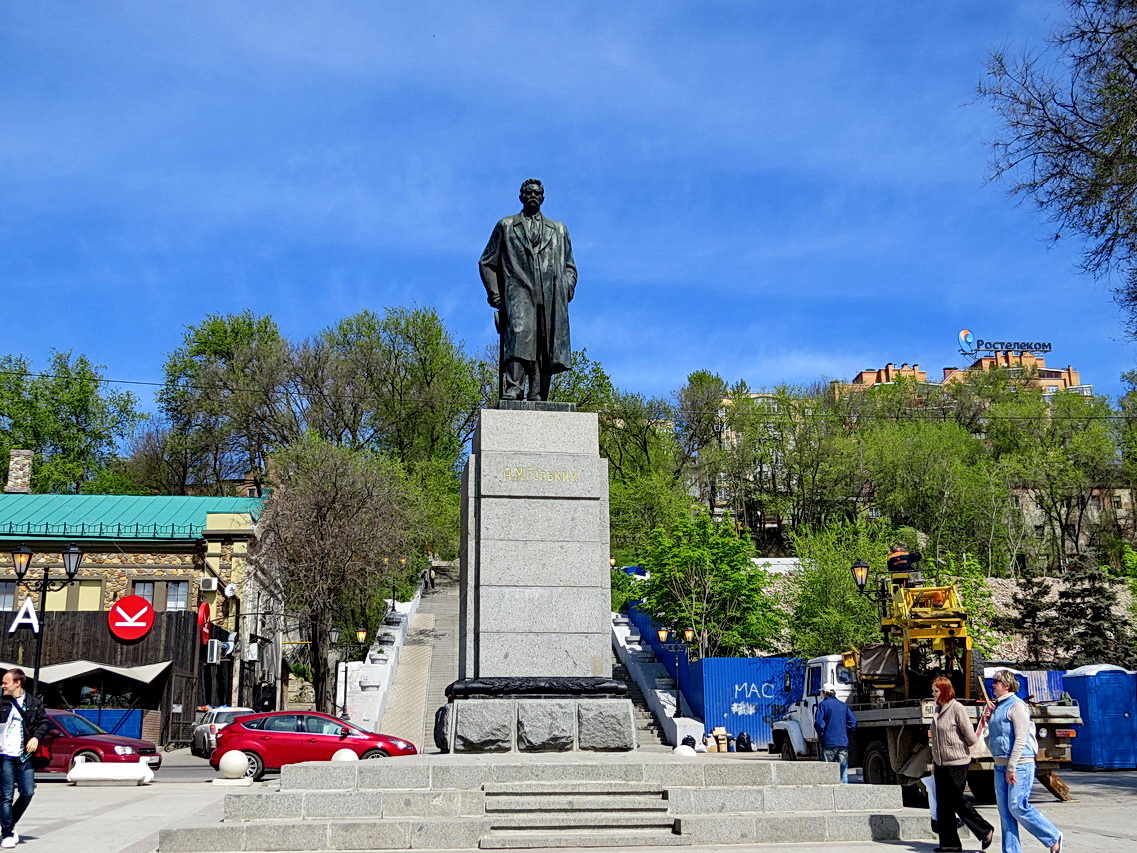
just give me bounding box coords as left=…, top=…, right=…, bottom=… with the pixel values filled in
left=2, top=1, right=1131, bottom=407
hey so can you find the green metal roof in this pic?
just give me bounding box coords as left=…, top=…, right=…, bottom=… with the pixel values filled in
left=0, top=494, right=263, bottom=541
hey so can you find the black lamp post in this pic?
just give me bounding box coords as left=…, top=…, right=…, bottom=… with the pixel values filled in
left=11, top=543, right=82, bottom=696
left=654, top=627, right=685, bottom=718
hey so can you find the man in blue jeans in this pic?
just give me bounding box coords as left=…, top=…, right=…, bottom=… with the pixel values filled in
left=814, top=681, right=857, bottom=783
left=0, top=669, right=48, bottom=848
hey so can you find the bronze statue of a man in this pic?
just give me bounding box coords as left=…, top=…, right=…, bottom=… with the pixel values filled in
left=479, top=179, right=577, bottom=402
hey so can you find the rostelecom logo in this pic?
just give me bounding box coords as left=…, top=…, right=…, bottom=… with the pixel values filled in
left=958, top=329, right=975, bottom=351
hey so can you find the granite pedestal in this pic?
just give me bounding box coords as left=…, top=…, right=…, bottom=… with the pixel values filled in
left=445, top=405, right=633, bottom=752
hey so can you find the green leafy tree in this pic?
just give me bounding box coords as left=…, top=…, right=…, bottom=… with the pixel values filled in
left=638, top=511, right=781, bottom=657
left=548, top=349, right=617, bottom=411
left=159, top=310, right=287, bottom=494
left=609, top=566, right=640, bottom=613
left=674, top=371, right=729, bottom=514
left=786, top=522, right=896, bottom=658
left=0, top=351, right=141, bottom=493
left=988, top=389, right=1119, bottom=568
left=600, top=390, right=691, bottom=563
left=252, top=435, right=431, bottom=713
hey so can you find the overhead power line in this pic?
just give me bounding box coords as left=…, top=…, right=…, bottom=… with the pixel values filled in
left=0, top=369, right=1132, bottom=422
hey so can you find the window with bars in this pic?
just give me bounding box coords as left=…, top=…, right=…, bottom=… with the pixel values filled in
left=0, top=582, right=14, bottom=611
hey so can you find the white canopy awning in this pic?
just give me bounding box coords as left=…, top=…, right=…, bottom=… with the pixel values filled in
left=0, top=660, right=172, bottom=685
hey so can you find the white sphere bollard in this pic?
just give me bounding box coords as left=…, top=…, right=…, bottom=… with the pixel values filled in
left=331, top=748, right=359, bottom=762
left=672, top=744, right=697, bottom=757
left=218, top=749, right=249, bottom=779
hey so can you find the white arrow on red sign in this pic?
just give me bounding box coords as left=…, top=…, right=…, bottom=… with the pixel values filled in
left=107, top=594, right=156, bottom=641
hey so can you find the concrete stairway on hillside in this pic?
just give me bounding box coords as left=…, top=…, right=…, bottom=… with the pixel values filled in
left=159, top=754, right=933, bottom=851
left=612, top=655, right=670, bottom=751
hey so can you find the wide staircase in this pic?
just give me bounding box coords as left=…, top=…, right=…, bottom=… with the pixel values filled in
left=160, top=754, right=931, bottom=851
left=612, top=655, right=670, bottom=751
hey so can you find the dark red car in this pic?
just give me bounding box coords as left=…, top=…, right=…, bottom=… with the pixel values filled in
left=37, top=709, right=162, bottom=772
left=209, top=710, right=416, bottom=780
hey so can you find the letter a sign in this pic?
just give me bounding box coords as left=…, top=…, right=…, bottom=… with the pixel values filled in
left=108, top=595, right=156, bottom=641
left=7, top=599, right=39, bottom=635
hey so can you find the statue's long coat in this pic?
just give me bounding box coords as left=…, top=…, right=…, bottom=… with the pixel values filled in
left=479, top=213, right=577, bottom=373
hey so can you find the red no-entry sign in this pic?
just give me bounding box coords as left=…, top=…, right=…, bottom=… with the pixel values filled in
left=108, top=595, right=155, bottom=641
left=198, top=601, right=211, bottom=645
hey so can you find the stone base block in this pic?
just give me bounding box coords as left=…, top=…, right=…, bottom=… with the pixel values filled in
left=436, top=698, right=637, bottom=753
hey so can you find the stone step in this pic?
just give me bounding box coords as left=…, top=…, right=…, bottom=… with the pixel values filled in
left=485, top=794, right=667, bottom=812
left=487, top=812, right=676, bottom=830
left=675, top=810, right=932, bottom=844
left=480, top=829, right=685, bottom=849
left=276, top=753, right=843, bottom=792
left=483, top=780, right=665, bottom=795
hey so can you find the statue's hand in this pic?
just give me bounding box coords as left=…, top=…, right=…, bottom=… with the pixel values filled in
left=488, top=293, right=501, bottom=308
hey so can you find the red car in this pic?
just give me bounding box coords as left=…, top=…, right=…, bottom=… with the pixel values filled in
left=210, top=710, right=416, bottom=780
left=37, top=709, right=162, bottom=772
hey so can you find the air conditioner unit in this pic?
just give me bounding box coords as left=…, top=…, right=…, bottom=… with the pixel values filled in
left=199, top=577, right=219, bottom=592
left=245, top=644, right=259, bottom=662
left=205, top=639, right=222, bottom=664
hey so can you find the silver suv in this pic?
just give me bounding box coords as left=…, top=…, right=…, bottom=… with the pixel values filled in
left=191, top=707, right=253, bottom=758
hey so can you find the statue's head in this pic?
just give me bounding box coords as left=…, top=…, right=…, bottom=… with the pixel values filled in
left=519, top=178, right=544, bottom=213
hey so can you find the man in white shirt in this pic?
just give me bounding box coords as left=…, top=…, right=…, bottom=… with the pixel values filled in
left=0, top=669, right=47, bottom=848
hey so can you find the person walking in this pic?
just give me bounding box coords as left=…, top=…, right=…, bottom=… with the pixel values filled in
left=814, top=682, right=857, bottom=783
left=0, top=668, right=48, bottom=848
left=988, top=669, right=1063, bottom=853
left=929, top=676, right=994, bottom=852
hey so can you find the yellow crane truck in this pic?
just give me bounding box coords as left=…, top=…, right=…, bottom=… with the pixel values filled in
left=771, top=551, right=1080, bottom=803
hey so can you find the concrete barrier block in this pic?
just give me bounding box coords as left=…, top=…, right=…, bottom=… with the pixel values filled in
left=245, top=821, right=329, bottom=851
left=667, top=786, right=765, bottom=814
left=383, top=790, right=471, bottom=818
left=357, top=761, right=431, bottom=790
left=763, top=784, right=836, bottom=812
left=677, top=815, right=759, bottom=843
left=831, top=783, right=903, bottom=810
left=702, top=760, right=775, bottom=787
left=428, top=763, right=493, bottom=790
left=304, top=790, right=384, bottom=819
left=280, top=762, right=358, bottom=790
left=409, top=819, right=485, bottom=849
left=224, top=791, right=305, bottom=820
left=771, top=760, right=840, bottom=785
left=158, top=825, right=246, bottom=852
left=328, top=820, right=412, bottom=850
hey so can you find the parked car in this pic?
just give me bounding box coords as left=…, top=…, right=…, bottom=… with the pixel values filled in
left=191, top=706, right=253, bottom=758
left=36, top=709, right=162, bottom=772
left=210, top=710, right=416, bottom=780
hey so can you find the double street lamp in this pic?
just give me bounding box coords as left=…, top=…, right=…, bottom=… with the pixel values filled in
left=10, top=543, right=83, bottom=695
left=329, top=626, right=370, bottom=720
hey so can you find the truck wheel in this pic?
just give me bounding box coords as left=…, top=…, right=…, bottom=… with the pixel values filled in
left=779, top=738, right=797, bottom=761
left=969, top=649, right=988, bottom=702
left=967, top=768, right=996, bottom=804
left=862, top=741, right=895, bottom=785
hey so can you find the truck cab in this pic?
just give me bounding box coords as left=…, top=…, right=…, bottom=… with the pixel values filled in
left=771, top=654, right=855, bottom=760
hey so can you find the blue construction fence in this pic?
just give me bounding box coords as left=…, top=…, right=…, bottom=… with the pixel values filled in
left=626, top=604, right=802, bottom=747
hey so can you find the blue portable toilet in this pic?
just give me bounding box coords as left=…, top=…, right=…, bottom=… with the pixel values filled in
left=1064, top=664, right=1137, bottom=770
